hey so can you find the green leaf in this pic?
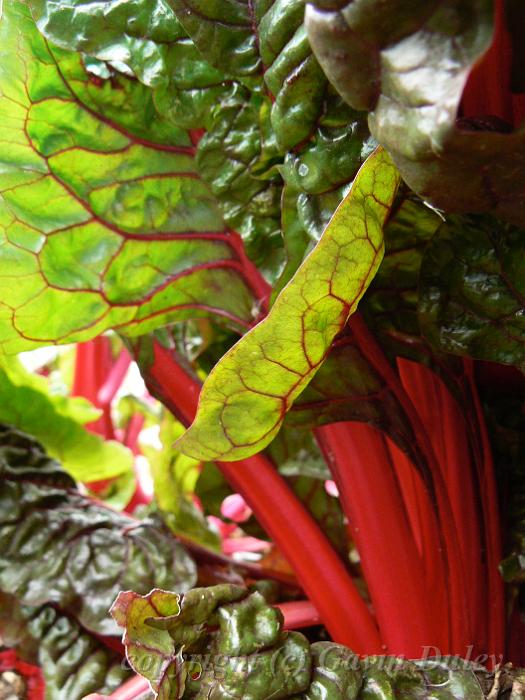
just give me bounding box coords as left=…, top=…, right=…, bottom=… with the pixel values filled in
left=306, top=1, right=525, bottom=227
left=0, top=355, right=132, bottom=481
left=0, top=424, right=197, bottom=636
left=111, top=584, right=312, bottom=699
left=30, top=0, right=232, bottom=129
left=147, top=412, right=221, bottom=550
left=0, top=1, right=255, bottom=354
left=112, top=583, right=524, bottom=699
left=362, top=196, right=443, bottom=361
left=0, top=592, right=130, bottom=700
left=177, top=148, right=400, bottom=461
left=268, top=428, right=349, bottom=557
left=419, top=215, right=525, bottom=369
left=31, top=0, right=182, bottom=87
left=196, top=86, right=285, bottom=282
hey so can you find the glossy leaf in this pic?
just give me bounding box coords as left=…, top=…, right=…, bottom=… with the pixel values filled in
left=419, top=215, right=525, bottom=369
left=178, top=148, right=400, bottom=461
left=0, top=355, right=132, bottom=481
left=0, top=424, right=197, bottom=636
left=111, top=584, right=311, bottom=699
left=306, top=0, right=525, bottom=226
left=0, top=592, right=129, bottom=700
left=362, top=196, right=443, bottom=361
left=112, top=583, right=523, bottom=699
left=196, top=87, right=284, bottom=281
left=30, top=0, right=229, bottom=130
left=0, top=2, right=255, bottom=354
left=31, top=0, right=181, bottom=87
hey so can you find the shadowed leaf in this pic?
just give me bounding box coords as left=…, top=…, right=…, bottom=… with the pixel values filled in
left=0, top=424, right=196, bottom=636
left=306, top=0, right=525, bottom=227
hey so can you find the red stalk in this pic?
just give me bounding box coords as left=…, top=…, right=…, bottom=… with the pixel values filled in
left=464, top=360, right=505, bottom=659
left=385, top=439, right=451, bottom=653
left=139, top=340, right=383, bottom=652
left=278, top=600, right=321, bottom=629
left=398, top=359, right=487, bottom=654
left=317, top=422, right=445, bottom=656
left=73, top=338, right=115, bottom=438
left=349, top=316, right=472, bottom=653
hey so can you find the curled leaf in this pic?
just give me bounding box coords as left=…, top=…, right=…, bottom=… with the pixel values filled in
left=306, top=0, right=525, bottom=226
left=112, top=583, right=524, bottom=699
left=177, top=148, right=400, bottom=461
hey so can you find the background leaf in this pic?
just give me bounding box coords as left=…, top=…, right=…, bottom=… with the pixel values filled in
left=0, top=355, right=132, bottom=481
left=305, top=0, right=525, bottom=227
left=419, top=215, right=525, bottom=369
left=0, top=424, right=197, bottom=636
left=0, top=592, right=130, bottom=700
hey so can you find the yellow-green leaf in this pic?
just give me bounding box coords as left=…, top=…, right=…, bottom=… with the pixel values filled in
left=177, top=148, right=400, bottom=461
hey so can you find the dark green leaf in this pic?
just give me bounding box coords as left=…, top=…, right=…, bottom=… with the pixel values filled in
left=0, top=424, right=197, bottom=636
left=419, top=215, right=525, bottom=369
left=306, top=0, right=525, bottom=226
left=112, top=583, right=524, bottom=699
left=111, top=585, right=312, bottom=699
left=0, top=592, right=130, bottom=700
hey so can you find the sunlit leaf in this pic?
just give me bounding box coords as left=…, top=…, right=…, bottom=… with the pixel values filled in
left=0, top=2, right=255, bottom=354
left=178, top=148, right=400, bottom=460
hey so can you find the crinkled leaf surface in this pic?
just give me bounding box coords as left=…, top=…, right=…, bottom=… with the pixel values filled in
left=30, top=0, right=230, bottom=133
left=177, top=148, right=400, bottom=461
left=362, top=196, right=443, bottom=361
left=31, top=0, right=182, bottom=87
left=0, top=592, right=129, bottom=700
left=112, top=584, right=312, bottom=699
left=0, top=1, right=255, bottom=354
left=0, top=355, right=132, bottom=481
left=0, top=424, right=197, bottom=636
left=419, top=215, right=525, bottom=369
left=112, top=583, right=522, bottom=699
left=306, top=0, right=525, bottom=226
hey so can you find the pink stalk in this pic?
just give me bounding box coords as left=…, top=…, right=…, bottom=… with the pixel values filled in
left=73, top=338, right=115, bottom=438
left=349, top=316, right=472, bottom=653
left=398, top=359, right=487, bottom=654
left=97, top=349, right=132, bottom=406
